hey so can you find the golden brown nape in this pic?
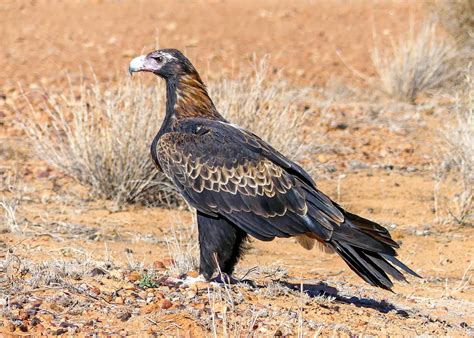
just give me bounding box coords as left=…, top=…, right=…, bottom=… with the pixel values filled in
left=174, top=74, right=220, bottom=119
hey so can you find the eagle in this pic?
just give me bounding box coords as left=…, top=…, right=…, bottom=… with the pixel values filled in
left=129, top=49, right=419, bottom=290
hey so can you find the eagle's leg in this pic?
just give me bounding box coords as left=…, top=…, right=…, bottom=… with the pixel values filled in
left=197, top=211, right=248, bottom=280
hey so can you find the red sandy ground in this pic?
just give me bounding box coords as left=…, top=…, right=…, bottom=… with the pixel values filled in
left=0, top=0, right=472, bottom=336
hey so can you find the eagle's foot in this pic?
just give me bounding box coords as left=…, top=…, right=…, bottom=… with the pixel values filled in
left=180, top=274, right=207, bottom=287
left=211, top=273, right=256, bottom=288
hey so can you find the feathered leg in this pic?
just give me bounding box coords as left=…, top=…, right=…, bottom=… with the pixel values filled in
left=197, top=211, right=248, bottom=280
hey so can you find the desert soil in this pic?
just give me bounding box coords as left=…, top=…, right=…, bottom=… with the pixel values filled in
left=1, top=0, right=473, bottom=336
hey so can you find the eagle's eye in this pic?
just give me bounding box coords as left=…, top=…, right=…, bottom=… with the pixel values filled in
left=155, top=55, right=164, bottom=63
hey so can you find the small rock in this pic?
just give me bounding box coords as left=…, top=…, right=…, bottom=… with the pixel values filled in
left=153, top=261, right=166, bottom=269
left=31, top=317, right=41, bottom=326
left=160, top=299, right=172, bottom=310
left=90, top=286, right=101, bottom=295
left=122, top=49, right=135, bottom=58
left=18, top=323, right=28, bottom=333
left=90, top=267, right=107, bottom=276
left=30, top=299, right=42, bottom=308
left=140, top=303, right=159, bottom=315
left=54, top=328, right=68, bottom=335
left=128, top=271, right=141, bottom=282
left=115, top=297, right=124, bottom=304
left=118, top=312, right=132, bottom=322
left=165, top=22, right=177, bottom=31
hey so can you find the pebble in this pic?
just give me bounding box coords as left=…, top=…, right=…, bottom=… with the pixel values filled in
left=160, top=299, right=172, bottom=310
left=90, top=286, right=101, bottom=295
left=118, top=312, right=132, bottom=322
left=18, top=310, right=29, bottom=320
left=153, top=260, right=166, bottom=269
left=128, top=271, right=140, bottom=282
left=50, top=303, right=63, bottom=312
left=31, top=299, right=42, bottom=308
left=140, top=303, right=159, bottom=315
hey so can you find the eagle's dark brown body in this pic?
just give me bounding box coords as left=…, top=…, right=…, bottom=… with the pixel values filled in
left=129, top=49, right=419, bottom=290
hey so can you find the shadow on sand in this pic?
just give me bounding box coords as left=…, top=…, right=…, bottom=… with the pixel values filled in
left=280, top=281, right=409, bottom=317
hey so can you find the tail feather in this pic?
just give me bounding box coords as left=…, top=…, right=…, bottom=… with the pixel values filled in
left=334, top=241, right=394, bottom=290
left=329, top=211, right=420, bottom=290
left=381, top=254, right=421, bottom=278
left=364, top=252, right=407, bottom=282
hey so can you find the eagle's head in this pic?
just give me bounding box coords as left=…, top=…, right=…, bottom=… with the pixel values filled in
left=129, top=48, right=197, bottom=80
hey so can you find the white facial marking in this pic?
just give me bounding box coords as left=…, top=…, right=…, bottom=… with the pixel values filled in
left=129, top=55, right=146, bottom=72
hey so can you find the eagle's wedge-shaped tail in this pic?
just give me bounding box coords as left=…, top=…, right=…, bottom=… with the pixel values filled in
left=329, top=210, right=420, bottom=290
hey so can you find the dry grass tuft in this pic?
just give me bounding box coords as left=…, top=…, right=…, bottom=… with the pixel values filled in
left=0, top=198, right=21, bottom=234
left=371, top=20, right=459, bottom=102
left=441, top=65, right=473, bottom=225
left=22, top=75, right=180, bottom=207
left=210, top=57, right=312, bottom=163
left=164, top=218, right=199, bottom=276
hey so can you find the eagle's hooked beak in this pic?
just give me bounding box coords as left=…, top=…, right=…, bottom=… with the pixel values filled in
left=128, top=55, right=147, bottom=76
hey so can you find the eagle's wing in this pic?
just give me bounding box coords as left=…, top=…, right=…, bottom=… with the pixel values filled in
left=156, top=118, right=344, bottom=242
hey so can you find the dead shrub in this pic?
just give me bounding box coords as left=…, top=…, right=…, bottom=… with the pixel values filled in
left=22, top=76, right=180, bottom=207
left=164, top=219, right=199, bottom=276
left=22, top=61, right=312, bottom=207
left=371, top=20, right=460, bottom=102
left=210, top=57, right=312, bottom=163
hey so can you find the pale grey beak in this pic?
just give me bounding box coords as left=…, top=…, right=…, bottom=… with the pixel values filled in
left=129, top=55, right=147, bottom=75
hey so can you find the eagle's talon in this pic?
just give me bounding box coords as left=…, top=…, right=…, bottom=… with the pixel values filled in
left=211, top=273, right=256, bottom=288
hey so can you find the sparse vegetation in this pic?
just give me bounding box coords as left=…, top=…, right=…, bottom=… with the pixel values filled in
left=371, top=20, right=460, bottom=102
left=138, top=271, right=159, bottom=289
left=23, top=76, right=179, bottom=207
left=164, top=220, right=199, bottom=276
left=211, top=57, right=311, bottom=162
left=440, top=66, right=473, bottom=225
left=0, top=198, right=20, bottom=234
